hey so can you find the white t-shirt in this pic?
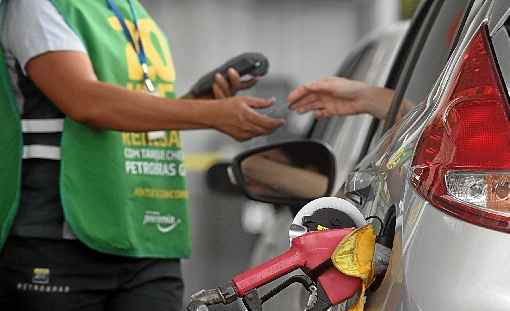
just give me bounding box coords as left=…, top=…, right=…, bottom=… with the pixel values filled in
left=2, top=0, right=87, bottom=75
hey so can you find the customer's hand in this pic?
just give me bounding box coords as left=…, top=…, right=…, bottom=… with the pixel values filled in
left=212, top=96, right=285, bottom=141
left=288, top=77, right=394, bottom=120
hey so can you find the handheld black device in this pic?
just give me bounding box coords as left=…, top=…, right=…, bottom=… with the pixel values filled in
left=191, top=52, right=269, bottom=98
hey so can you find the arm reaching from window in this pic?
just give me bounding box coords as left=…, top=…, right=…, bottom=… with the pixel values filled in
left=288, top=77, right=414, bottom=120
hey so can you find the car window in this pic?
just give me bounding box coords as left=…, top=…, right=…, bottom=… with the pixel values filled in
left=311, top=44, right=377, bottom=139
left=339, top=43, right=377, bottom=79
left=383, top=0, right=474, bottom=130
left=347, top=45, right=379, bottom=80
left=311, top=24, right=410, bottom=190
left=309, top=44, right=379, bottom=190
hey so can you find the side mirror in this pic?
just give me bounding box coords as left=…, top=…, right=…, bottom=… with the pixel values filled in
left=230, top=140, right=336, bottom=205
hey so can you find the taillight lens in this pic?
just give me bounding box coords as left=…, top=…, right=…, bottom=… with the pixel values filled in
left=411, top=25, right=510, bottom=232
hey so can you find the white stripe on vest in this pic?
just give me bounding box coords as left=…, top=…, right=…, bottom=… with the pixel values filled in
left=23, top=145, right=61, bottom=160
left=21, top=119, right=64, bottom=133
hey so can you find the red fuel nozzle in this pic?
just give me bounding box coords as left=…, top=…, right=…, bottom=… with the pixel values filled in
left=231, top=229, right=362, bottom=306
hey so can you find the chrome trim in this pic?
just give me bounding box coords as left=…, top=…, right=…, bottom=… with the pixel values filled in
left=492, top=27, right=510, bottom=99
left=227, top=166, right=237, bottom=185
left=488, top=0, right=510, bottom=34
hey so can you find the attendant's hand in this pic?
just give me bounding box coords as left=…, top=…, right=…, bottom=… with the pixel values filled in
left=212, top=96, right=285, bottom=141
left=212, top=68, right=258, bottom=98
left=288, top=77, right=394, bottom=120
left=184, top=68, right=258, bottom=99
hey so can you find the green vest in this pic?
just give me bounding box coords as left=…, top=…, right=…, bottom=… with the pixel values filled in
left=0, top=0, right=191, bottom=258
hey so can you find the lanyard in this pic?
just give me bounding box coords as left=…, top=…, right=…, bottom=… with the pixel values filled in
left=107, top=0, right=156, bottom=93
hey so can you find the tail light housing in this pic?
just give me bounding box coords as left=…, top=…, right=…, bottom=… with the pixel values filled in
left=411, top=25, right=510, bottom=232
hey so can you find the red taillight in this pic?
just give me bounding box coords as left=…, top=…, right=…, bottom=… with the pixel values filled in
left=411, top=26, right=510, bottom=232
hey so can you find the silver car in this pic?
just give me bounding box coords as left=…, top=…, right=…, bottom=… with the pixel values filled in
left=341, top=0, right=510, bottom=310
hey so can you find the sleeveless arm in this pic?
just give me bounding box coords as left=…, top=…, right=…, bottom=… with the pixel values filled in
left=26, top=51, right=283, bottom=141
left=10, top=1, right=283, bottom=140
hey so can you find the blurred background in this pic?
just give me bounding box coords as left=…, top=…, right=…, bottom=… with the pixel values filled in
left=140, top=0, right=420, bottom=307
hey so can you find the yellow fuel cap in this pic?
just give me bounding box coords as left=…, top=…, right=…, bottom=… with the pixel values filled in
left=331, top=225, right=377, bottom=311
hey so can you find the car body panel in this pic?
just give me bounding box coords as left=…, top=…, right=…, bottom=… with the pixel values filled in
left=492, top=27, right=510, bottom=97
left=488, top=0, right=510, bottom=33
left=404, top=199, right=510, bottom=310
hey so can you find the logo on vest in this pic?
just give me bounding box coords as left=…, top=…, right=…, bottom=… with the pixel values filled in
left=32, top=268, right=50, bottom=285
left=143, top=211, right=181, bottom=233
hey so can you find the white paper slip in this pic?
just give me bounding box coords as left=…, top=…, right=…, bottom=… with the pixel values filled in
left=148, top=131, right=167, bottom=141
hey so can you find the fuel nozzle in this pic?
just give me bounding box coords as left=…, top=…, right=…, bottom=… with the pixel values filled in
left=186, top=282, right=238, bottom=311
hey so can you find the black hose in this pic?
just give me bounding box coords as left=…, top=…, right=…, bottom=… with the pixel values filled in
left=260, top=275, right=314, bottom=304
